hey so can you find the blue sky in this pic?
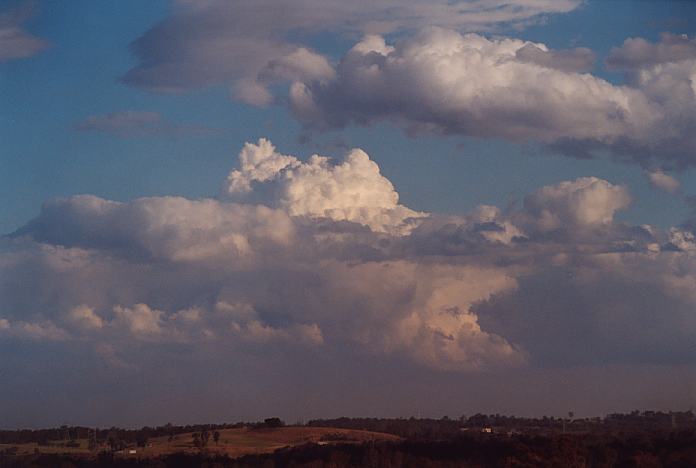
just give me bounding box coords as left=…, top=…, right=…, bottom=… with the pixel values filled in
left=2, top=0, right=696, bottom=427
left=2, top=0, right=695, bottom=235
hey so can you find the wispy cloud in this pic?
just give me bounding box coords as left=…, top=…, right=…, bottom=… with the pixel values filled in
left=646, top=170, right=681, bottom=194
left=74, top=110, right=220, bottom=137
left=0, top=1, right=49, bottom=62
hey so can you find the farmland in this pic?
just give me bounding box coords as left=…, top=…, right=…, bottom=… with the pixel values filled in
left=0, top=426, right=399, bottom=460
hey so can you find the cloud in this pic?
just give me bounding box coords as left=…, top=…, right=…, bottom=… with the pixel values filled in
left=646, top=170, right=680, bottom=194
left=606, top=32, right=696, bottom=71
left=74, top=111, right=219, bottom=137
left=113, top=303, right=164, bottom=336
left=119, top=3, right=696, bottom=168
left=475, top=253, right=696, bottom=367
left=12, top=194, right=295, bottom=262
left=0, top=320, right=68, bottom=341
left=3, top=138, right=526, bottom=373
left=0, top=1, right=49, bottom=63
left=226, top=139, right=301, bottom=193
left=519, top=177, right=631, bottom=232
left=259, top=47, right=336, bottom=84
left=515, top=42, right=595, bottom=72
left=66, top=305, right=104, bottom=330
left=121, top=0, right=580, bottom=104
left=667, top=228, right=696, bottom=252
left=288, top=29, right=696, bottom=168
left=119, top=4, right=694, bottom=168
left=301, top=29, right=622, bottom=136
left=5, top=138, right=696, bottom=424
left=217, top=301, right=325, bottom=346
left=225, top=138, right=426, bottom=235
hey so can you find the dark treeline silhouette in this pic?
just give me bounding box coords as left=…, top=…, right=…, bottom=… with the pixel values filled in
left=233, top=431, right=696, bottom=467
left=2, top=430, right=696, bottom=467
left=0, top=418, right=285, bottom=446
left=308, top=410, right=696, bottom=438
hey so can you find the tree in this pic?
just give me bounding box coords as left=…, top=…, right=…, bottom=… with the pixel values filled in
left=264, top=418, right=284, bottom=428
left=88, top=438, right=98, bottom=451
left=213, top=431, right=220, bottom=445
left=136, top=433, right=148, bottom=448
left=108, top=436, right=125, bottom=452
left=88, top=429, right=98, bottom=452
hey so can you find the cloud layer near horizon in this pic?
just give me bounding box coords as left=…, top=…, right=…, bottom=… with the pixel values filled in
left=4, top=139, right=696, bottom=383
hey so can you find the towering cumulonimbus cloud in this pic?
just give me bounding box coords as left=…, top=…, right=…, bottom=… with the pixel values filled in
left=288, top=30, right=696, bottom=168
left=3, top=139, right=696, bottom=400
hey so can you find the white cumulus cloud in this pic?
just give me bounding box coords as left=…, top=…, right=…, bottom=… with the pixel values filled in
left=66, top=305, right=104, bottom=330
left=520, top=177, right=631, bottom=232
left=288, top=30, right=696, bottom=168
left=226, top=138, right=426, bottom=235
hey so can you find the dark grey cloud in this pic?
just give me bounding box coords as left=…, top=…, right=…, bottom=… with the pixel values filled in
left=476, top=262, right=696, bottom=367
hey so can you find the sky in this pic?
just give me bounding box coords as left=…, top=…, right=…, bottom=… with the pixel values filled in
left=1, top=0, right=696, bottom=428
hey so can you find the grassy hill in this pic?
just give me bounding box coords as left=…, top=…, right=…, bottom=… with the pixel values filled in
left=0, top=426, right=400, bottom=459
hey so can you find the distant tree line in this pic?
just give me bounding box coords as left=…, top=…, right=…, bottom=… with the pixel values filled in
left=308, top=410, right=696, bottom=439
left=1, top=411, right=693, bottom=447
left=0, top=417, right=287, bottom=447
